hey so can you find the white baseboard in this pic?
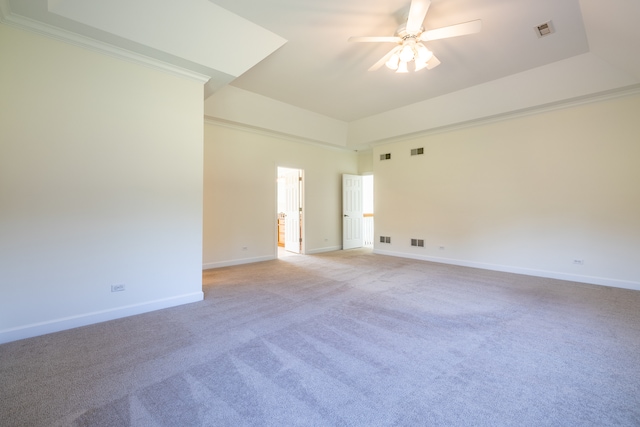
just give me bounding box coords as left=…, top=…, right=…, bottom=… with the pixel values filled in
left=0, top=291, right=204, bottom=345
left=203, top=255, right=275, bottom=270
left=373, top=249, right=640, bottom=291
left=201, top=247, right=344, bottom=268
left=306, top=245, right=342, bottom=254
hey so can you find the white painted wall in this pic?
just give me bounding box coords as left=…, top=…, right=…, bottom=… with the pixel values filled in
left=0, top=25, right=204, bottom=343
left=373, top=93, right=640, bottom=290
left=203, top=120, right=358, bottom=269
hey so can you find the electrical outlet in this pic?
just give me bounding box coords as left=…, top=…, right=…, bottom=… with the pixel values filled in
left=573, top=259, right=584, bottom=265
left=111, top=284, right=126, bottom=292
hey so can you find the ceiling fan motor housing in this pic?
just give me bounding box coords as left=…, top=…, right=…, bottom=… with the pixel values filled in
left=395, top=23, right=424, bottom=39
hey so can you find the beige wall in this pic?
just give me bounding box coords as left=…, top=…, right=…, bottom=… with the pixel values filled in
left=203, top=121, right=358, bottom=268
left=357, top=150, right=374, bottom=174
left=0, top=25, right=204, bottom=343
left=373, top=93, right=640, bottom=289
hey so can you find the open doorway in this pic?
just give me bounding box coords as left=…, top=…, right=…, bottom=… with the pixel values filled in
left=277, top=167, right=304, bottom=257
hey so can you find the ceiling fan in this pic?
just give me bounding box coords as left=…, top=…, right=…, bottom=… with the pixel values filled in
left=349, top=0, right=481, bottom=73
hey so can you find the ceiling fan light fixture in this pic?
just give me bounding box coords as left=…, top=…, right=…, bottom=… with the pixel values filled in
left=414, top=58, right=427, bottom=71
left=386, top=53, right=400, bottom=70
left=399, top=44, right=415, bottom=62
left=416, top=43, right=433, bottom=62
left=396, top=61, right=409, bottom=73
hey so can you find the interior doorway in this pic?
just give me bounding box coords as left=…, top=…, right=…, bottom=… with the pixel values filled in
left=342, top=174, right=374, bottom=250
left=277, top=167, right=304, bottom=257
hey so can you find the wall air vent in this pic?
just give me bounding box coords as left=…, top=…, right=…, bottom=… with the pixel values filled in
left=411, top=239, right=424, bottom=247
left=410, top=148, right=424, bottom=156
left=535, top=21, right=554, bottom=38
left=380, top=153, right=391, bottom=161
left=380, top=236, right=391, bottom=243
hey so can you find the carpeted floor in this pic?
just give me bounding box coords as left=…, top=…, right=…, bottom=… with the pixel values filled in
left=1, top=248, right=639, bottom=426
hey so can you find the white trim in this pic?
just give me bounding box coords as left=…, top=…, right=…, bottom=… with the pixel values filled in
left=306, top=245, right=342, bottom=254
left=201, top=246, right=344, bottom=268
left=367, top=84, right=640, bottom=148
left=204, top=116, right=354, bottom=153
left=203, top=255, right=275, bottom=270
left=373, top=249, right=640, bottom=291
left=0, top=292, right=204, bottom=345
left=0, top=12, right=210, bottom=84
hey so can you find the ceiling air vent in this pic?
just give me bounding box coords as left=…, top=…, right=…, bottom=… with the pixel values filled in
left=535, top=21, right=554, bottom=38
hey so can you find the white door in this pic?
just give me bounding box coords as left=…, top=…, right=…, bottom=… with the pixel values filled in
left=343, top=174, right=363, bottom=250
left=284, top=168, right=302, bottom=253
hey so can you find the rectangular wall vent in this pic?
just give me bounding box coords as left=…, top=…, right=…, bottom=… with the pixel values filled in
left=379, top=153, right=391, bottom=161
left=410, top=148, right=424, bottom=156
left=411, top=239, right=424, bottom=247
left=379, top=236, right=391, bottom=244
left=535, top=21, right=554, bottom=38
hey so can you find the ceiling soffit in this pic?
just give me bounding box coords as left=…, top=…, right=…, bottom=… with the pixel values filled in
left=1, top=0, right=287, bottom=88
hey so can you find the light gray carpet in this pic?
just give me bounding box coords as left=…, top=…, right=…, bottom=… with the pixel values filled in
left=1, top=249, right=639, bottom=426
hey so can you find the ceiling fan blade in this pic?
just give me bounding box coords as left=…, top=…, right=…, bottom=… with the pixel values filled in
left=406, top=0, right=431, bottom=33
left=349, top=36, right=402, bottom=43
left=368, top=46, right=401, bottom=71
left=426, top=54, right=441, bottom=70
left=420, top=20, right=482, bottom=41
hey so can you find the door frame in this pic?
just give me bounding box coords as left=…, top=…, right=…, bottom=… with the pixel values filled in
left=342, top=173, right=364, bottom=250
left=276, top=166, right=305, bottom=256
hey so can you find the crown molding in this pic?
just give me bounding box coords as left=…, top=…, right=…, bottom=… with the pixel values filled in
left=206, top=83, right=640, bottom=152
left=0, top=3, right=210, bottom=84
left=364, top=83, right=640, bottom=148
left=204, top=116, right=355, bottom=153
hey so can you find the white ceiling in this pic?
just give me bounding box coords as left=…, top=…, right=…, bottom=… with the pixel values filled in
left=2, top=0, right=639, bottom=124
left=211, top=0, right=593, bottom=122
